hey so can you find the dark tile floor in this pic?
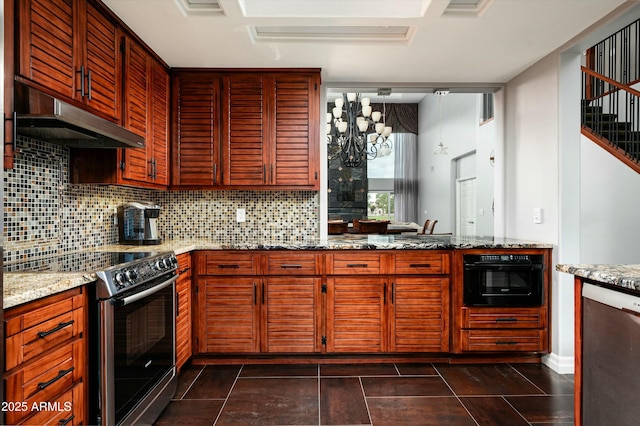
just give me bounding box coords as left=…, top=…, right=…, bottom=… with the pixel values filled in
left=154, top=362, right=574, bottom=426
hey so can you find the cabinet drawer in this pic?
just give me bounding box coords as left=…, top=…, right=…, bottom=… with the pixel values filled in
left=197, top=252, right=258, bottom=275
left=326, top=253, right=384, bottom=275
left=460, top=329, right=546, bottom=352
left=267, top=252, right=321, bottom=275
left=5, top=341, right=84, bottom=425
left=462, top=307, right=546, bottom=329
left=394, top=252, right=450, bottom=275
left=5, top=298, right=84, bottom=371
left=17, top=382, right=84, bottom=426
left=176, top=252, right=192, bottom=275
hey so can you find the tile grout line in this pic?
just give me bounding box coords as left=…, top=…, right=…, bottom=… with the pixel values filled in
left=212, top=364, right=244, bottom=426
left=174, top=365, right=206, bottom=401
left=432, top=364, right=481, bottom=426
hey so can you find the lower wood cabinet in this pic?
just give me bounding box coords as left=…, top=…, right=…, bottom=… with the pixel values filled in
left=3, top=288, right=86, bottom=425
left=175, top=253, right=193, bottom=372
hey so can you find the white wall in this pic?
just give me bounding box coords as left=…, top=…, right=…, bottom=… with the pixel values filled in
left=417, top=93, right=494, bottom=235
left=580, top=136, right=640, bottom=263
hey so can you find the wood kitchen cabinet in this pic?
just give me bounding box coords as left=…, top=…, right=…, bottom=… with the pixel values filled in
left=171, top=69, right=320, bottom=190
left=171, top=72, right=222, bottom=186
left=194, top=251, right=322, bottom=354
left=451, top=249, right=551, bottom=353
left=71, top=37, right=170, bottom=188
left=175, top=253, right=193, bottom=372
left=17, top=0, right=121, bottom=122
left=326, top=251, right=450, bottom=353
left=3, top=287, right=86, bottom=425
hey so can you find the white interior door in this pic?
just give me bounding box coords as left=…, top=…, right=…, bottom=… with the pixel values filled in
left=456, top=177, right=477, bottom=236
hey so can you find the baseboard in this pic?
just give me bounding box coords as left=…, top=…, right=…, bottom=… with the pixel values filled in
left=542, top=352, right=574, bottom=374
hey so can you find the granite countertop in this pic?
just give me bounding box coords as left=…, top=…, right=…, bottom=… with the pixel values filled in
left=4, top=235, right=551, bottom=309
left=556, top=264, right=640, bottom=293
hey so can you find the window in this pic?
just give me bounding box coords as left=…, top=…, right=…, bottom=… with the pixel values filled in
left=481, top=93, right=494, bottom=123
left=367, top=141, right=395, bottom=220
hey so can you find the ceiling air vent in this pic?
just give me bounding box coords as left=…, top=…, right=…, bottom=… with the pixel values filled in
left=443, top=0, right=492, bottom=17
left=174, top=0, right=225, bottom=17
left=250, top=26, right=414, bottom=43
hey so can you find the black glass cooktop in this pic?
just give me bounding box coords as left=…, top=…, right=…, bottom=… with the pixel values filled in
left=3, top=251, right=160, bottom=273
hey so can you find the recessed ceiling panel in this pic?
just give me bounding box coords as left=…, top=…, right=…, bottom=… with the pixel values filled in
left=239, top=0, right=431, bottom=18
left=174, top=0, right=225, bottom=16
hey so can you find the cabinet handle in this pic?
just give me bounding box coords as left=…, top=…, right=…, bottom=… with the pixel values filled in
left=253, top=283, right=257, bottom=305
left=271, top=164, right=274, bottom=183
left=217, top=264, right=240, bottom=269
left=383, top=282, right=387, bottom=304
left=37, top=320, right=74, bottom=339
left=409, top=263, right=431, bottom=268
left=495, top=341, right=517, bottom=345
left=38, top=367, right=74, bottom=390
left=176, top=293, right=180, bottom=317
left=391, top=282, right=395, bottom=304
left=263, top=165, right=267, bottom=184
left=280, top=264, right=302, bottom=269
left=179, top=267, right=191, bottom=274
left=76, top=66, right=85, bottom=98
left=347, top=263, right=368, bottom=268
left=87, top=68, right=92, bottom=100
left=58, top=414, right=75, bottom=426
left=262, top=282, right=265, bottom=305
left=495, top=318, right=518, bottom=323
left=213, top=164, right=217, bottom=184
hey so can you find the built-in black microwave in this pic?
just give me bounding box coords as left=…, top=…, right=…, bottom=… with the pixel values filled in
left=463, top=254, right=545, bottom=307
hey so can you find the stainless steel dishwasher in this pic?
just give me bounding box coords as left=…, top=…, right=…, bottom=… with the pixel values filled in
left=582, top=282, right=640, bottom=425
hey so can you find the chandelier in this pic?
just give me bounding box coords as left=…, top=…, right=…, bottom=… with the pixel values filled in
left=326, top=92, right=393, bottom=168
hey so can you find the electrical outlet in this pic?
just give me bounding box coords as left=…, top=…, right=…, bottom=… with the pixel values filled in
left=237, top=208, right=246, bottom=223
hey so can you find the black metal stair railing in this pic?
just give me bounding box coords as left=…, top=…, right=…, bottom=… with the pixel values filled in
left=582, top=66, right=640, bottom=164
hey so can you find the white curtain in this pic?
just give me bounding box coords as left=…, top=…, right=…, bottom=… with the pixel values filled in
left=393, top=133, right=419, bottom=222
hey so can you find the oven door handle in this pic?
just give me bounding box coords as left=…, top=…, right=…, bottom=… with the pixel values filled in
left=465, top=263, right=543, bottom=271
left=115, top=275, right=178, bottom=306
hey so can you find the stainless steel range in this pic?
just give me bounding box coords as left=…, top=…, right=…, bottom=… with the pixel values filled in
left=92, top=251, right=178, bottom=426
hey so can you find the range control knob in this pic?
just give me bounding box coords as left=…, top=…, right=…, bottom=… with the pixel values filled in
left=125, top=269, right=138, bottom=282
left=114, top=272, right=127, bottom=288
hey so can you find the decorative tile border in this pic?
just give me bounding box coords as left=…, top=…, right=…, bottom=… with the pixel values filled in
left=3, top=136, right=319, bottom=264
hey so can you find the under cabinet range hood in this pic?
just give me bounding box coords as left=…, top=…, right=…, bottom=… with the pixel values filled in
left=14, top=83, right=145, bottom=149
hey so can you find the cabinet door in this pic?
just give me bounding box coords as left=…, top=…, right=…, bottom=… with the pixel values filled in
left=149, top=58, right=170, bottom=186
left=222, top=74, right=269, bottom=186
left=271, top=74, right=319, bottom=188
left=326, top=277, right=387, bottom=353
left=121, top=36, right=149, bottom=183
left=172, top=73, right=221, bottom=186
left=197, top=277, right=260, bottom=353
left=81, top=0, right=120, bottom=121
left=390, top=277, right=449, bottom=352
left=18, top=0, right=76, bottom=99
left=176, top=254, right=192, bottom=372
left=262, top=277, right=321, bottom=353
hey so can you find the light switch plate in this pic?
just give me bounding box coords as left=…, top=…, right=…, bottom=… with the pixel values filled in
left=533, top=207, right=542, bottom=224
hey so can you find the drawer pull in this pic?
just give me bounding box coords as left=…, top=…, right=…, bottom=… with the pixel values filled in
left=347, top=263, right=368, bottom=268
left=217, top=264, right=240, bottom=269
left=495, top=341, right=517, bottom=345
left=179, top=267, right=191, bottom=274
left=59, top=414, right=75, bottom=426
left=495, top=318, right=518, bottom=323
left=38, top=367, right=75, bottom=390
left=280, top=264, right=302, bottom=269
left=37, top=320, right=75, bottom=338
left=409, top=263, right=431, bottom=268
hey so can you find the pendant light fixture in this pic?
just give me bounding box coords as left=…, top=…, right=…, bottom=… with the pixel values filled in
left=327, top=91, right=393, bottom=168
left=433, top=89, right=449, bottom=156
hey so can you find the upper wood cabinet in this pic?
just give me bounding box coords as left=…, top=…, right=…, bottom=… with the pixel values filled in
left=172, top=69, right=321, bottom=190
left=71, top=36, right=170, bottom=189
left=171, top=72, right=222, bottom=186
left=17, top=0, right=120, bottom=122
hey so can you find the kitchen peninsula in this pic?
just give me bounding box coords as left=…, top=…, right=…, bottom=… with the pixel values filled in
left=557, top=263, right=640, bottom=426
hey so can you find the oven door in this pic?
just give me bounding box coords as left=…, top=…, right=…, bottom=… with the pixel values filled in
left=464, top=261, right=544, bottom=306
left=99, top=275, right=177, bottom=426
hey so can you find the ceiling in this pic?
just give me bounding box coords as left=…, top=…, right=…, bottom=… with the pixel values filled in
left=103, top=0, right=634, bottom=88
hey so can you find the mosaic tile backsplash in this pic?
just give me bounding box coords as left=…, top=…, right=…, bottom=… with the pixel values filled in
left=3, top=137, right=320, bottom=263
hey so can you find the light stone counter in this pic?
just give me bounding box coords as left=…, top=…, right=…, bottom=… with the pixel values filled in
left=556, top=264, right=640, bottom=293
left=5, top=235, right=551, bottom=310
